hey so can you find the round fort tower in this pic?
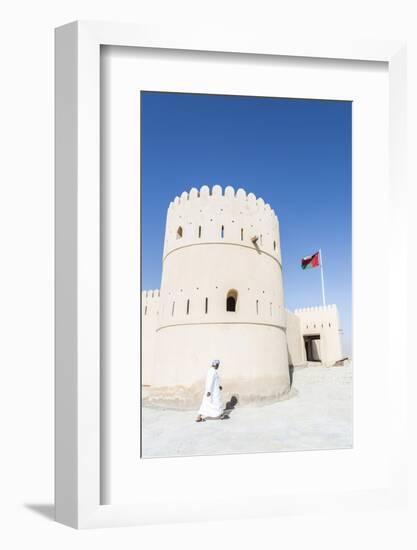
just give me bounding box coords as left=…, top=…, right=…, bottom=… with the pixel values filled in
left=148, top=184, right=290, bottom=407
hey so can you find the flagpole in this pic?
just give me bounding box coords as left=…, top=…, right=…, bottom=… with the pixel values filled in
left=319, top=248, right=326, bottom=306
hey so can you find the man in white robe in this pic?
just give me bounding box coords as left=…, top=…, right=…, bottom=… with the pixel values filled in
left=196, top=360, right=224, bottom=422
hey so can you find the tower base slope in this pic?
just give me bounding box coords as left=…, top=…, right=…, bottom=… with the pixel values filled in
left=145, top=323, right=291, bottom=409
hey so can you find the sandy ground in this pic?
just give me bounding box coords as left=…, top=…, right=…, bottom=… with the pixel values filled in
left=142, top=363, right=353, bottom=458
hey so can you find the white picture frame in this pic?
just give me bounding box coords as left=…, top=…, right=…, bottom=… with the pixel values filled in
left=55, top=21, right=407, bottom=529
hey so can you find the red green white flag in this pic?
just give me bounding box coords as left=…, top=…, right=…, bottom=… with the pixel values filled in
left=301, top=251, right=320, bottom=269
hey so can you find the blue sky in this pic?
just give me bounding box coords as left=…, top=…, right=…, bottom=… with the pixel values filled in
left=141, top=92, right=352, bottom=355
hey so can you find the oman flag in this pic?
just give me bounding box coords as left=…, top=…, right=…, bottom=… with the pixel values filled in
left=301, top=251, right=320, bottom=269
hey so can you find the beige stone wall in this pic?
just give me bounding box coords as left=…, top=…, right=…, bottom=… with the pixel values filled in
left=140, top=186, right=345, bottom=407
left=148, top=323, right=289, bottom=408
left=294, top=305, right=343, bottom=366
left=285, top=310, right=304, bottom=366
left=141, top=289, right=159, bottom=385
left=146, top=185, right=290, bottom=406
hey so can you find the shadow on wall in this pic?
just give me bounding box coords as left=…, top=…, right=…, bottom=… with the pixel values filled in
left=289, top=365, right=294, bottom=387
left=251, top=236, right=262, bottom=255
left=287, top=347, right=294, bottom=387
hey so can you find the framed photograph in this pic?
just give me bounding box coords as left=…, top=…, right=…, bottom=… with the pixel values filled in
left=55, top=21, right=407, bottom=528
left=139, top=91, right=353, bottom=459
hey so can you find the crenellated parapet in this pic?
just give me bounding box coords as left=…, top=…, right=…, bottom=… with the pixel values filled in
left=163, top=185, right=281, bottom=263
left=142, top=289, right=160, bottom=299
left=294, top=304, right=341, bottom=335
left=294, top=304, right=337, bottom=313
left=142, top=289, right=160, bottom=318
left=168, top=185, right=278, bottom=219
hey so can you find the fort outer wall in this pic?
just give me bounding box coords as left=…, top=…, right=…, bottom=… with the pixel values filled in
left=294, top=305, right=343, bottom=366
left=141, top=290, right=160, bottom=386
left=141, top=301, right=345, bottom=398
left=146, top=185, right=290, bottom=408
left=285, top=310, right=304, bottom=366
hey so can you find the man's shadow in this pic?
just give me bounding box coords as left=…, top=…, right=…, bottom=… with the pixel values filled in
left=222, top=395, right=238, bottom=419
